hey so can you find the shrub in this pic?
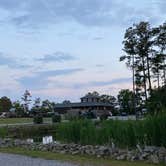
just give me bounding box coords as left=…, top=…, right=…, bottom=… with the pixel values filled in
left=52, top=114, right=61, bottom=123
left=33, top=115, right=43, bottom=124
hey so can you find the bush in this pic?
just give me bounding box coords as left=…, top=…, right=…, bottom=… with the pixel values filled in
left=52, top=114, right=61, bottom=123
left=99, top=114, right=108, bottom=121
left=33, top=115, right=43, bottom=124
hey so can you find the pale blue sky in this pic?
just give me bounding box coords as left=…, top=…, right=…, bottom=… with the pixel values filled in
left=0, top=0, right=165, bottom=102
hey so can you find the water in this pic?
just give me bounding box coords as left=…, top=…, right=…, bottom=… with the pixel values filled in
left=0, top=153, right=78, bottom=166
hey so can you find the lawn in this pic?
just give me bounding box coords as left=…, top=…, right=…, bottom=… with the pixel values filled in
left=0, top=147, right=163, bottom=166
left=0, top=118, right=51, bottom=125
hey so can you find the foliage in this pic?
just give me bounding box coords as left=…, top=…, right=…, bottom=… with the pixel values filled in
left=0, top=124, right=56, bottom=139
left=0, top=113, right=166, bottom=148
left=21, top=90, right=31, bottom=112
left=120, top=21, right=166, bottom=109
left=12, top=101, right=25, bottom=117
left=56, top=112, right=166, bottom=147
left=147, top=85, right=166, bottom=115
left=118, top=89, right=134, bottom=114
left=0, top=96, right=12, bottom=112
left=33, top=115, right=43, bottom=124
left=52, top=114, right=61, bottom=123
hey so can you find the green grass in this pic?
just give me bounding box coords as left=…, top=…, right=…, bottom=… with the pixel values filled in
left=0, top=147, right=163, bottom=166
left=0, top=118, right=51, bottom=125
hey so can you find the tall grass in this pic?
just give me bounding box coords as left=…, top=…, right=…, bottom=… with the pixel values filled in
left=0, top=113, right=165, bottom=148
left=56, top=113, right=166, bottom=147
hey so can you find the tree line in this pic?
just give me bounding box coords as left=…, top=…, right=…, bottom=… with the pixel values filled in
left=120, top=21, right=166, bottom=114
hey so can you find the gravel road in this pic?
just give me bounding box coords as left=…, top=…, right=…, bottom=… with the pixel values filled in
left=0, top=153, right=78, bottom=166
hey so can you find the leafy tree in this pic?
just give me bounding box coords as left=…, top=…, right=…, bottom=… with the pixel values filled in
left=118, top=89, right=134, bottom=114
left=31, top=98, right=41, bottom=113
left=153, top=22, right=166, bottom=85
left=0, top=96, right=12, bottom=112
left=21, top=90, right=31, bottom=113
left=12, top=101, right=25, bottom=117
left=147, top=85, right=166, bottom=115
left=62, top=100, right=71, bottom=104
left=120, top=21, right=166, bottom=108
left=85, top=91, right=100, bottom=97
left=100, top=94, right=116, bottom=104
left=41, top=99, right=54, bottom=113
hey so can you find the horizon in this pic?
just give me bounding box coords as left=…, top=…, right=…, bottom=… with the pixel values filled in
left=0, top=0, right=166, bottom=102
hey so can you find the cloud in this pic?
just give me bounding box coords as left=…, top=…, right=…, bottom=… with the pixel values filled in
left=73, top=77, right=132, bottom=89
left=93, top=37, right=104, bottom=40
left=17, top=68, right=84, bottom=89
left=0, top=52, right=31, bottom=69
left=0, top=0, right=165, bottom=30
left=37, top=52, right=75, bottom=63
left=96, top=64, right=104, bottom=68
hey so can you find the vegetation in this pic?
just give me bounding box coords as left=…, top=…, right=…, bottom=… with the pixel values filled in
left=120, top=21, right=166, bottom=112
left=0, top=96, right=12, bottom=112
left=147, top=85, right=166, bottom=115
left=33, top=115, right=43, bottom=124
left=52, top=114, right=61, bottom=123
left=0, top=118, right=51, bottom=125
left=56, top=112, right=166, bottom=147
left=118, top=89, right=134, bottom=114
left=0, top=112, right=165, bottom=148
left=0, top=147, right=161, bottom=166
left=0, top=124, right=56, bottom=139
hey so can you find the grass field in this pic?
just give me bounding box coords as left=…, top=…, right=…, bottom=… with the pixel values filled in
left=0, top=147, right=163, bottom=166
left=0, top=118, right=51, bottom=125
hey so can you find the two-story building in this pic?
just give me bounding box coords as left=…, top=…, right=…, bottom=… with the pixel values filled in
left=54, top=94, right=113, bottom=116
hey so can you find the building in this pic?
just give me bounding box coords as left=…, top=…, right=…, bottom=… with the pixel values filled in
left=54, top=94, right=114, bottom=116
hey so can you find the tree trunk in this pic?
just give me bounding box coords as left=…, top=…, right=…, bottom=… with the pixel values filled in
left=142, top=57, right=148, bottom=101
left=146, top=55, right=152, bottom=93
left=132, top=55, right=136, bottom=114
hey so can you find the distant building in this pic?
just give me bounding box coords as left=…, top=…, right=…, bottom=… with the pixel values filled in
left=54, top=94, right=113, bottom=116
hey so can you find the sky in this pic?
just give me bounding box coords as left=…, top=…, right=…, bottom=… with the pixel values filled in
left=0, top=0, right=166, bottom=102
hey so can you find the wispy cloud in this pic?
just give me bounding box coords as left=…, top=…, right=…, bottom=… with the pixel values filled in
left=73, top=77, right=132, bottom=89
left=17, top=68, right=84, bottom=89
left=0, top=52, right=31, bottom=69
left=0, top=0, right=165, bottom=30
left=37, top=52, right=75, bottom=63
left=96, top=64, right=104, bottom=68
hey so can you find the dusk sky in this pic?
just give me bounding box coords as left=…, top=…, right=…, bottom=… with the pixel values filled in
left=0, top=0, right=166, bottom=102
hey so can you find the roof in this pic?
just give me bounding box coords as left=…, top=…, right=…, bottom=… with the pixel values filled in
left=54, top=102, right=113, bottom=108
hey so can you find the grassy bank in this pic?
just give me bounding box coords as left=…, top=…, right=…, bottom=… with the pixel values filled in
left=0, top=113, right=166, bottom=148
left=0, top=124, right=56, bottom=139
left=0, top=118, right=51, bottom=125
left=0, top=147, right=163, bottom=166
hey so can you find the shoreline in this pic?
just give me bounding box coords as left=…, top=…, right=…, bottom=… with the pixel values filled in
left=0, top=147, right=162, bottom=166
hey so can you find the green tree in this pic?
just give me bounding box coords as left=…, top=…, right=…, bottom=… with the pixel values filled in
left=12, top=101, right=25, bottom=117
left=120, top=22, right=163, bottom=103
left=0, top=96, right=12, bottom=112
left=100, top=94, right=116, bottom=104
left=147, top=85, right=166, bottom=115
left=118, top=89, right=134, bottom=114
left=21, top=90, right=31, bottom=113
left=31, top=98, right=41, bottom=114
left=153, top=22, right=166, bottom=85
